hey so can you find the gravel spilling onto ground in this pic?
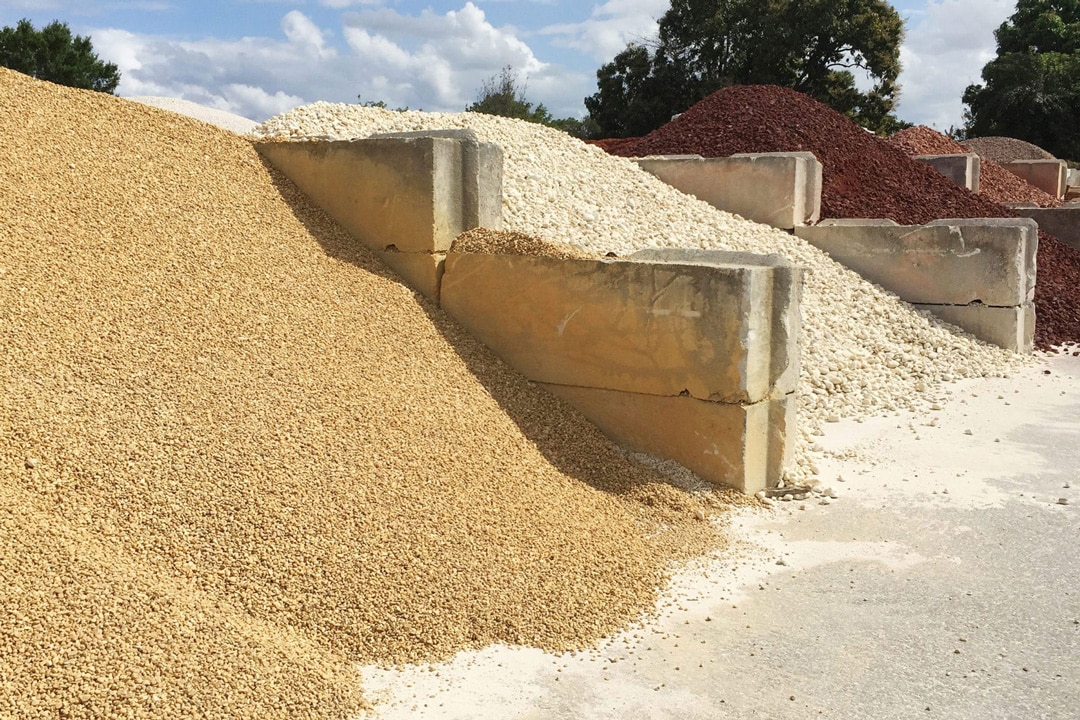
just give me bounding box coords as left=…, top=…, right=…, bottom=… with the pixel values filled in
left=1, top=68, right=732, bottom=718
left=891, top=125, right=1061, bottom=208
left=961, top=136, right=1056, bottom=164
left=254, top=99, right=1029, bottom=477
left=599, top=85, right=1080, bottom=350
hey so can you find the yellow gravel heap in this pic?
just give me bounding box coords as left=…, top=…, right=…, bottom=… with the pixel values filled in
left=0, top=69, right=726, bottom=718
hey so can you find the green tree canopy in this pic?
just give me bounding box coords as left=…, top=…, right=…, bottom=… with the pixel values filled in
left=963, top=1, right=1080, bottom=160
left=585, top=0, right=907, bottom=138
left=466, top=65, right=554, bottom=124
left=0, top=18, right=120, bottom=93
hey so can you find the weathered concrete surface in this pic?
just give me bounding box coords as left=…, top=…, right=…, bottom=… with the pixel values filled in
left=796, top=218, right=1037, bottom=352
left=1008, top=205, right=1080, bottom=253
left=914, top=301, right=1035, bottom=354
left=634, top=152, right=822, bottom=230
left=542, top=385, right=793, bottom=495
left=359, top=354, right=1080, bottom=720
left=1002, top=159, right=1068, bottom=199
left=915, top=153, right=981, bottom=193
left=440, top=249, right=802, bottom=492
left=440, top=251, right=801, bottom=404
left=254, top=132, right=502, bottom=254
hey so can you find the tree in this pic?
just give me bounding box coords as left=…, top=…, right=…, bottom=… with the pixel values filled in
left=466, top=65, right=554, bottom=124
left=0, top=18, right=119, bottom=93
left=584, top=0, right=906, bottom=137
left=963, top=1, right=1080, bottom=160
left=466, top=65, right=597, bottom=139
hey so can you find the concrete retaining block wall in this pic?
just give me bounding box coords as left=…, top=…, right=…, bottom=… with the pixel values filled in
left=1008, top=205, right=1080, bottom=252
left=915, top=154, right=981, bottom=193
left=256, top=134, right=802, bottom=492
left=1002, top=159, right=1068, bottom=199
left=796, top=218, right=1037, bottom=352
left=255, top=130, right=502, bottom=299
left=634, top=152, right=822, bottom=230
left=441, top=248, right=802, bottom=493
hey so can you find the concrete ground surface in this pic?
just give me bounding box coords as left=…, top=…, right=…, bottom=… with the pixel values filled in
left=359, top=352, right=1080, bottom=720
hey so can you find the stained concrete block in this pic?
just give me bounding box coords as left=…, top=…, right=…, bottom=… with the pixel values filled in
left=915, top=154, right=981, bottom=193
left=1002, top=160, right=1068, bottom=199
left=913, top=302, right=1035, bottom=354
left=440, top=251, right=801, bottom=404
left=797, top=218, right=1037, bottom=352
left=254, top=132, right=502, bottom=254
left=541, top=385, right=793, bottom=494
left=634, top=152, right=822, bottom=229
left=1008, top=205, right=1080, bottom=252
left=796, top=218, right=1037, bottom=307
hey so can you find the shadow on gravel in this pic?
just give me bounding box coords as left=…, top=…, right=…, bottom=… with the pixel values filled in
left=260, top=155, right=682, bottom=503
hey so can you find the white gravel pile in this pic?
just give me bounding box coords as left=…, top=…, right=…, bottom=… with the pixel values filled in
left=127, top=95, right=259, bottom=134
left=254, top=104, right=1030, bottom=483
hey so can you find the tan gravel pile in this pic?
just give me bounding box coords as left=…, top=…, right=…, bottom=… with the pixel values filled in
left=961, top=136, right=1055, bottom=163
left=452, top=227, right=597, bottom=259
left=0, top=68, right=725, bottom=717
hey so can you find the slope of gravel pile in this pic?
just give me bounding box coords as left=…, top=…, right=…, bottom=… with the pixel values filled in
left=600, top=85, right=1080, bottom=350
left=891, top=125, right=1060, bottom=207
left=126, top=95, right=260, bottom=134
left=961, top=136, right=1055, bottom=163
left=0, top=68, right=729, bottom=718
left=255, top=101, right=1027, bottom=475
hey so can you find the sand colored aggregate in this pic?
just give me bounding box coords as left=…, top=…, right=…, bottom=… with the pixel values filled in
left=452, top=227, right=597, bottom=259
left=0, top=68, right=726, bottom=716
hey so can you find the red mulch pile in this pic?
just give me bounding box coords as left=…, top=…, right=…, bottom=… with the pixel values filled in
left=891, top=126, right=1061, bottom=208
left=602, top=85, right=1080, bottom=350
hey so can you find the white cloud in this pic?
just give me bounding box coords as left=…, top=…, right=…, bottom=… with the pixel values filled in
left=281, top=10, right=333, bottom=58
left=538, top=0, right=667, bottom=63
left=894, top=0, right=1014, bottom=130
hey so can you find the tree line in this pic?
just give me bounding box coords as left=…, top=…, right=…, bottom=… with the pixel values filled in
left=3, top=2, right=1078, bottom=159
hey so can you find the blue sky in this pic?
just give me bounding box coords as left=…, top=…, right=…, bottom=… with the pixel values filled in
left=0, top=0, right=1016, bottom=129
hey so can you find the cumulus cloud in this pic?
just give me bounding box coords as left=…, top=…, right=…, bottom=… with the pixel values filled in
left=341, top=2, right=549, bottom=110
left=894, top=0, right=1013, bottom=130
left=538, top=0, right=667, bottom=63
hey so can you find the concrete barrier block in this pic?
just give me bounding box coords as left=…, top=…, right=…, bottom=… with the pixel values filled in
left=634, top=152, right=822, bottom=229
left=915, top=153, right=981, bottom=193
left=1002, top=159, right=1068, bottom=199
left=376, top=251, right=444, bottom=301
left=440, top=251, right=801, bottom=404
left=914, top=302, right=1035, bottom=353
left=541, top=384, right=794, bottom=494
left=254, top=132, right=502, bottom=255
left=1008, top=205, right=1080, bottom=252
left=796, top=218, right=1037, bottom=306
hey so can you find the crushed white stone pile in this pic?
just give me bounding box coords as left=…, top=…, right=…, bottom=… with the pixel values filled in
left=254, top=104, right=1031, bottom=480
left=126, top=95, right=260, bottom=134
left=1, top=69, right=730, bottom=719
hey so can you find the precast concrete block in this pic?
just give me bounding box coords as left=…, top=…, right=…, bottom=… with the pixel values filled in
left=1008, top=205, right=1080, bottom=252
left=914, top=302, right=1035, bottom=353
left=1002, top=159, right=1068, bottom=199
left=634, top=152, right=822, bottom=229
left=440, top=251, right=802, bottom=404
left=628, top=249, right=802, bottom=398
left=541, top=384, right=794, bottom=494
left=795, top=218, right=1038, bottom=307
left=254, top=132, right=503, bottom=255
left=915, top=154, right=981, bottom=193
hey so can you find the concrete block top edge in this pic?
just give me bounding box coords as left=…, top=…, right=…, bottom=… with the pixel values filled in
left=628, top=248, right=799, bottom=271
left=728, top=151, right=819, bottom=162
left=815, top=218, right=901, bottom=227
left=371, top=128, right=481, bottom=143
left=924, top=217, right=1039, bottom=232
left=914, top=153, right=979, bottom=160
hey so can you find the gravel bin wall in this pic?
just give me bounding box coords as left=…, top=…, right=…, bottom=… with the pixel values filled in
left=255, top=99, right=1028, bottom=483
left=0, top=68, right=730, bottom=718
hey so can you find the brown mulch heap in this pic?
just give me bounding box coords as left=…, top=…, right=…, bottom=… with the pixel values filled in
left=602, top=85, right=1080, bottom=350
left=891, top=126, right=1061, bottom=208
